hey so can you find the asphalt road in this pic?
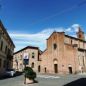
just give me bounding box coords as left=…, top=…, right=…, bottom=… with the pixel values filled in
left=0, top=74, right=86, bottom=86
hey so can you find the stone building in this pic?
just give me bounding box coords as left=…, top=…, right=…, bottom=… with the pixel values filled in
left=40, top=27, right=86, bottom=74
left=13, top=46, right=41, bottom=72
left=0, top=20, right=15, bottom=76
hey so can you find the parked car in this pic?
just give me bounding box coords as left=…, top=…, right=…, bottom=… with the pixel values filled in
left=5, top=69, right=16, bottom=77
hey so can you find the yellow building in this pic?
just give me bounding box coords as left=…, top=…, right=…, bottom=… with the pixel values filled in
left=13, top=46, right=41, bottom=72
left=0, top=20, right=15, bottom=76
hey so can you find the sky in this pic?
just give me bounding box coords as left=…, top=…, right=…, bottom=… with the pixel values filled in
left=0, top=0, right=86, bottom=52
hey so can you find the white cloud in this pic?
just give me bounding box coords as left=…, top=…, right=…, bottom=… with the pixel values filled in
left=65, top=24, right=80, bottom=34
left=71, top=24, right=80, bottom=32
left=10, top=27, right=65, bottom=52
left=65, top=28, right=72, bottom=32
left=9, top=24, right=84, bottom=52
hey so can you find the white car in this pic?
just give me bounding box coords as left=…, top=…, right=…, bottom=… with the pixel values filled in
left=5, top=69, right=16, bottom=77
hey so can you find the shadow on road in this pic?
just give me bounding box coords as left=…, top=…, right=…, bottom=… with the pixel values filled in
left=0, top=71, right=23, bottom=80
left=64, top=78, right=86, bottom=86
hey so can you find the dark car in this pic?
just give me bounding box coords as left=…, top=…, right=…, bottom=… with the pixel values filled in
left=5, top=69, right=16, bottom=77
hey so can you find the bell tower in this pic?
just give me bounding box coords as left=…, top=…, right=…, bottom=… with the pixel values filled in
left=77, top=27, right=85, bottom=40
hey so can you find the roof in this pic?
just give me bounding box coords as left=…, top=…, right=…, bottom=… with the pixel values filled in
left=41, top=49, right=47, bottom=55
left=14, top=46, right=39, bottom=54
left=46, top=31, right=65, bottom=40
left=65, top=35, right=86, bottom=43
left=46, top=31, right=86, bottom=43
left=0, top=20, right=15, bottom=47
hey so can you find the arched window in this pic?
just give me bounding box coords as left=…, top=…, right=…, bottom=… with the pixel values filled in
left=31, top=62, right=34, bottom=68
left=53, top=43, right=57, bottom=50
left=79, top=34, right=81, bottom=38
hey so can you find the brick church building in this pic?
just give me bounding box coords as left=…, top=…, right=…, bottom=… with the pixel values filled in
left=40, top=27, right=86, bottom=74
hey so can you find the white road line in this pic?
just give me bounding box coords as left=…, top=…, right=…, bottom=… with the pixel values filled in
left=37, top=75, right=60, bottom=79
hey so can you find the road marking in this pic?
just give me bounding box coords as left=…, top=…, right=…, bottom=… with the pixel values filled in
left=37, top=75, right=60, bottom=79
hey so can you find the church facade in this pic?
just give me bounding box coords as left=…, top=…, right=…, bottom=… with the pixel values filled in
left=40, top=28, right=86, bottom=74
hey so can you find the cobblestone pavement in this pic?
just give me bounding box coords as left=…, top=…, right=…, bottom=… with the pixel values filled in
left=0, top=74, right=86, bottom=86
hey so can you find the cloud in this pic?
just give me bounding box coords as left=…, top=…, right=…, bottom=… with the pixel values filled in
left=59, top=24, right=81, bottom=34
left=65, top=28, right=72, bottom=32
left=9, top=24, right=83, bottom=52
left=10, top=27, right=65, bottom=51
left=71, top=24, right=80, bottom=32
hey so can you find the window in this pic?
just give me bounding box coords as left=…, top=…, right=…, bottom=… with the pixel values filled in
left=79, top=34, right=81, bottom=38
left=3, top=60, right=6, bottom=68
left=31, top=62, right=34, bottom=68
left=20, top=55, right=22, bottom=60
left=5, top=46, right=7, bottom=54
left=0, top=59, right=2, bottom=68
left=71, top=40, right=72, bottom=44
left=53, top=43, right=57, bottom=50
left=32, top=52, right=35, bottom=58
left=0, top=41, right=3, bottom=51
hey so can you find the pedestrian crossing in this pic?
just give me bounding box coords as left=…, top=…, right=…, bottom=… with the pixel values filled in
left=37, top=75, right=60, bottom=79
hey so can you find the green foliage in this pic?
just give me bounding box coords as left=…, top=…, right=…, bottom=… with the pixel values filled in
left=24, top=67, right=36, bottom=80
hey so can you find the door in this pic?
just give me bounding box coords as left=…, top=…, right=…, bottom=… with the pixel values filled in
left=45, top=67, right=46, bottom=73
left=68, top=67, right=72, bottom=74
left=54, top=64, right=58, bottom=73
left=38, top=65, right=41, bottom=72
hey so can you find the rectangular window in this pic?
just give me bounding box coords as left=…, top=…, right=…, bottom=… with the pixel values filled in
left=71, top=40, right=72, bottom=44
left=32, top=52, right=35, bottom=58
left=5, top=46, right=7, bottom=54
left=0, top=41, right=3, bottom=51
left=20, top=55, right=22, bottom=60
left=31, top=62, right=34, bottom=68
left=0, top=59, right=2, bottom=68
left=3, top=60, right=6, bottom=68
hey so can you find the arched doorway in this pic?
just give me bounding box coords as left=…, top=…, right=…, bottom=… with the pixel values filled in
left=68, top=65, right=72, bottom=74
left=53, top=59, right=58, bottom=73
left=54, top=64, right=58, bottom=73
left=44, top=67, right=47, bottom=73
